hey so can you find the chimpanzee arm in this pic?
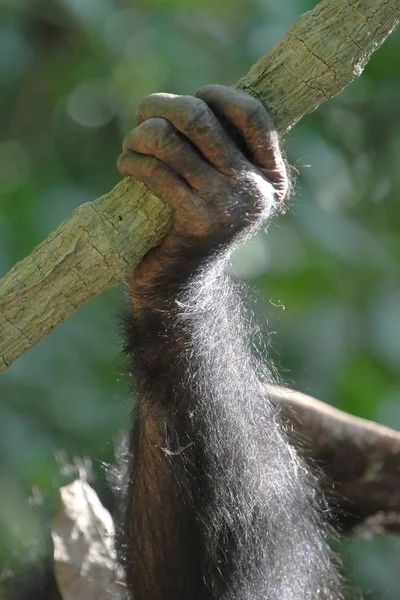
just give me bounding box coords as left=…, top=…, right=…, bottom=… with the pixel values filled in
left=117, top=85, right=341, bottom=600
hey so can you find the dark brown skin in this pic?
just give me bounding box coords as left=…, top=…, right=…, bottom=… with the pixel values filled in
left=118, top=85, right=288, bottom=305
left=117, top=85, right=341, bottom=600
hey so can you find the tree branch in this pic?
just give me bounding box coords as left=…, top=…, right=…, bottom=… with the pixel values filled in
left=1, top=0, right=399, bottom=373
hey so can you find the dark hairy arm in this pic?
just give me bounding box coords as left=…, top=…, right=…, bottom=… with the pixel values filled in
left=117, top=85, right=341, bottom=600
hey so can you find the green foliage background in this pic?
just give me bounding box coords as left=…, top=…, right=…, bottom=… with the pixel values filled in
left=1, top=0, right=399, bottom=596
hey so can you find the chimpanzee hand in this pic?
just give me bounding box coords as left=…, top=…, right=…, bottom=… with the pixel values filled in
left=118, top=85, right=288, bottom=288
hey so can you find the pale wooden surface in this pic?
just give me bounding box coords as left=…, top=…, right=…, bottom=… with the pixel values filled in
left=1, top=0, right=399, bottom=373
left=0, top=180, right=170, bottom=371
left=52, top=478, right=125, bottom=600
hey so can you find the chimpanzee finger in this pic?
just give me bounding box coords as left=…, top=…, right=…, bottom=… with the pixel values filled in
left=195, top=85, right=288, bottom=202
left=136, top=93, right=246, bottom=176
left=122, top=117, right=222, bottom=195
left=117, top=150, right=193, bottom=210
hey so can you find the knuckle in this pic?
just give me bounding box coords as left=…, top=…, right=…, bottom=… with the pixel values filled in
left=179, top=97, right=209, bottom=132
left=136, top=93, right=157, bottom=119
left=244, top=97, right=267, bottom=126
left=246, top=101, right=275, bottom=133
left=117, top=152, right=129, bottom=175
left=142, top=118, right=177, bottom=153
left=154, top=118, right=175, bottom=144
left=247, top=100, right=265, bottom=120
left=142, top=157, right=164, bottom=178
left=152, top=116, right=174, bottom=138
left=122, top=129, right=135, bottom=152
left=195, top=83, right=220, bottom=99
left=139, top=91, right=165, bottom=107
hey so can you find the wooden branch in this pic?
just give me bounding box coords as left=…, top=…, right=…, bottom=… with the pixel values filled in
left=0, top=181, right=171, bottom=372
left=270, top=386, right=400, bottom=531
left=1, top=0, right=399, bottom=373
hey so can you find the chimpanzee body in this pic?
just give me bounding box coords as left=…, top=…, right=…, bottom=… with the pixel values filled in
left=117, top=85, right=342, bottom=599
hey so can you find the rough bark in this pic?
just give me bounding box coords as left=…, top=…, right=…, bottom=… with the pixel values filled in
left=0, top=180, right=170, bottom=372
left=1, top=0, right=399, bottom=373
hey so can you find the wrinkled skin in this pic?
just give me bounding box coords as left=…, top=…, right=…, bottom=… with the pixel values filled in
left=117, top=85, right=341, bottom=600
left=118, top=85, right=288, bottom=301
